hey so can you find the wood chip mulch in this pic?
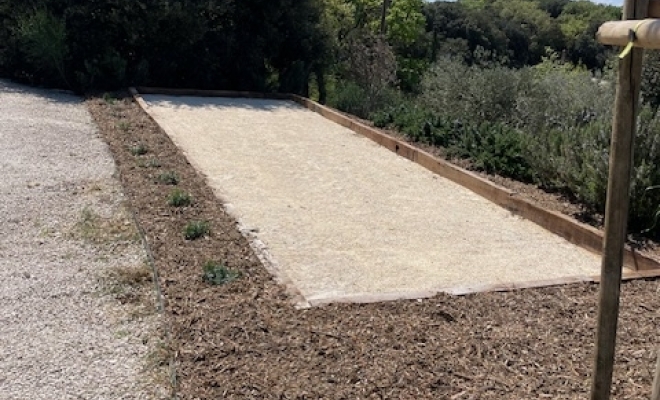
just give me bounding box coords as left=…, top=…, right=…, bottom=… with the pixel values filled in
left=87, top=96, right=660, bottom=399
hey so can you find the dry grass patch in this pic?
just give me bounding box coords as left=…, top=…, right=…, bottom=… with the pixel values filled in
left=99, top=263, right=155, bottom=317
left=70, top=205, right=139, bottom=245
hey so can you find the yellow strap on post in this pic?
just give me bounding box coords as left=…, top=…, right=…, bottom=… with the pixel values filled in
left=619, top=20, right=646, bottom=59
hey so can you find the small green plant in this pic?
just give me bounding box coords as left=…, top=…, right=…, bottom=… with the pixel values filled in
left=202, top=261, right=240, bottom=285
left=107, top=263, right=152, bottom=304
left=138, top=158, right=161, bottom=168
left=118, top=121, right=131, bottom=132
left=167, top=189, right=191, bottom=207
left=370, top=110, right=393, bottom=128
left=103, top=92, right=116, bottom=104
left=158, top=171, right=179, bottom=185
left=146, top=158, right=161, bottom=168
left=184, top=221, right=210, bottom=240
left=129, top=143, right=148, bottom=156
left=78, top=206, right=98, bottom=238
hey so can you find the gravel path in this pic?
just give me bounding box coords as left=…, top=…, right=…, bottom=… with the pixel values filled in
left=141, top=96, right=609, bottom=304
left=0, top=81, right=165, bottom=399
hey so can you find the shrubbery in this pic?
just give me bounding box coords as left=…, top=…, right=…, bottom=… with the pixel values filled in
left=0, top=0, right=329, bottom=93
left=372, top=103, right=533, bottom=182
left=419, top=56, right=525, bottom=124
left=363, top=56, right=660, bottom=235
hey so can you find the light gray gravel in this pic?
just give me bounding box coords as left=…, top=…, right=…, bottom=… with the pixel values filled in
left=141, top=96, right=611, bottom=304
left=0, top=81, right=166, bottom=399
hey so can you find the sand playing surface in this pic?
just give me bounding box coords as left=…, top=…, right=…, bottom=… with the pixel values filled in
left=140, top=95, right=607, bottom=303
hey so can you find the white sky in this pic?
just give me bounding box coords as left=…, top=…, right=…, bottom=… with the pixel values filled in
left=433, top=0, right=623, bottom=5
left=593, top=0, right=622, bottom=5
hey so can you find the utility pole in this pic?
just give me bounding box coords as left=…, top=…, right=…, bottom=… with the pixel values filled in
left=590, top=0, right=648, bottom=399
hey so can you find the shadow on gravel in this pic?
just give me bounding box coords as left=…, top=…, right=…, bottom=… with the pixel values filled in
left=141, top=94, right=301, bottom=112
left=0, top=79, right=81, bottom=105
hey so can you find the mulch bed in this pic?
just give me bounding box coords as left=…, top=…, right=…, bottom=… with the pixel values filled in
left=87, top=96, right=660, bottom=399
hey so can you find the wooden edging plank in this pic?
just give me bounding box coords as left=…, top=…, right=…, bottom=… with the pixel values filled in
left=287, top=94, right=660, bottom=273
left=130, top=87, right=660, bottom=277
left=306, top=266, right=660, bottom=306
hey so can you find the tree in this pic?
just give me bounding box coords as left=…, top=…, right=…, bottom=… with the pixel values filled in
left=342, top=31, right=398, bottom=111
left=0, top=0, right=332, bottom=92
left=423, top=2, right=510, bottom=66
left=491, top=0, right=561, bottom=65
left=386, top=0, right=425, bottom=47
left=16, top=9, right=69, bottom=87
left=558, top=0, right=620, bottom=70
left=270, top=0, right=333, bottom=96
left=538, top=0, right=571, bottom=18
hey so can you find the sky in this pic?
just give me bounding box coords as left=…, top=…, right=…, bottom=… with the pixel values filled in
left=593, top=0, right=623, bottom=4
left=433, top=0, right=624, bottom=4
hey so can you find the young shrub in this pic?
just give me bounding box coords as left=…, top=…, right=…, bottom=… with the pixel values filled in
left=420, top=57, right=524, bottom=124
left=167, top=189, right=191, bottom=207
left=202, top=261, right=240, bottom=285
left=129, top=143, right=148, bottom=156
left=465, top=123, right=533, bottom=182
left=158, top=171, right=179, bottom=185
left=370, top=110, right=393, bottom=128
left=117, top=121, right=131, bottom=132
left=330, top=80, right=370, bottom=118
left=103, top=92, right=117, bottom=105
left=628, top=108, right=660, bottom=234
left=183, top=221, right=210, bottom=240
left=139, top=158, right=161, bottom=168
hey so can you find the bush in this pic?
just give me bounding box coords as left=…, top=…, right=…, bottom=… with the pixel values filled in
left=330, top=81, right=371, bottom=118
left=415, top=55, right=660, bottom=235
left=516, top=62, right=614, bottom=211
left=75, top=48, right=127, bottom=91
left=456, top=122, right=532, bottom=181
left=629, top=108, right=660, bottom=233
left=420, top=57, right=526, bottom=124
left=158, top=172, right=179, bottom=185
left=167, top=189, right=191, bottom=207
left=202, top=261, right=240, bottom=285
left=184, top=221, right=210, bottom=240
left=129, top=143, right=148, bottom=156
left=374, top=103, right=533, bottom=182
left=1, top=0, right=331, bottom=92
left=15, top=9, right=68, bottom=87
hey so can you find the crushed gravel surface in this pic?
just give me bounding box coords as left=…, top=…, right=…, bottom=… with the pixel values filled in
left=139, top=96, right=606, bottom=303
left=87, top=95, right=660, bottom=399
left=0, top=81, right=166, bottom=399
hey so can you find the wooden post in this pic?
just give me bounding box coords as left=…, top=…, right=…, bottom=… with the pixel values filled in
left=652, top=349, right=660, bottom=400
left=650, top=0, right=660, bottom=17
left=591, top=0, right=648, bottom=399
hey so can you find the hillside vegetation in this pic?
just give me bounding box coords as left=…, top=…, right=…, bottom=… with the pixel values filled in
left=3, top=0, right=660, bottom=235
